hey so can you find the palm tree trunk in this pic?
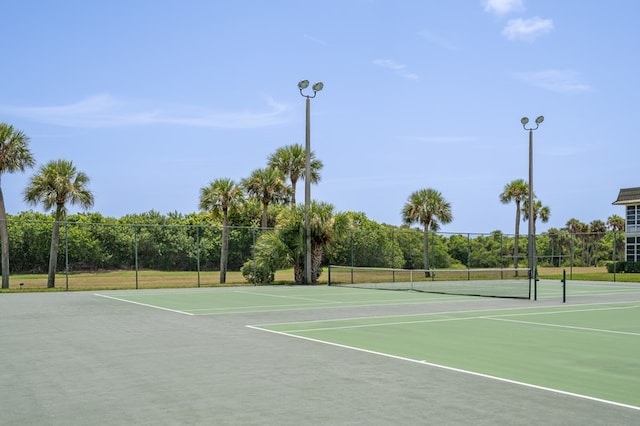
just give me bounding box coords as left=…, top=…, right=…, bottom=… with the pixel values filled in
left=290, top=177, right=298, bottom=206
left=513, top=202, right=521, bottom=272
left=220, top=215, right=229, bottom=284
left=0, top=187, right=10, bottom=289
left=294, top=258, right=304, bottom=284
left=47, top=213, right=62, bottom=288
left=261, top=202, right=269, bottom=230
left=423, top=224, right=430, bottom=277
left=311, top=245, right=323, bottom=284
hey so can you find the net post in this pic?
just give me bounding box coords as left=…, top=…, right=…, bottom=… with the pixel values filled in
left=562, top=269, right=566, bottom=303
left=328, top=265, right=331, bottom=286
left=528, top=267, right=534, bottom=300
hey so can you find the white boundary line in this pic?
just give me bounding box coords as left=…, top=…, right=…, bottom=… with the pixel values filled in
left=485, top=317, right=640, bottom=336
left=95, top=293, right=194, bottom=315
left=234, top=290, right=345, bottom=304
left=246, top=324, right=640, bottom=412
left=254, top=300, right=640, bottom=328
left=255, top=303, right=640, bottom=334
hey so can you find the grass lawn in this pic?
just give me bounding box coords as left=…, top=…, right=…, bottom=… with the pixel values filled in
left=4, top=269, right=304, bottom=291
left=539, top=266, right=640, bottom=283
left=3, top=266, right=638, bottom=292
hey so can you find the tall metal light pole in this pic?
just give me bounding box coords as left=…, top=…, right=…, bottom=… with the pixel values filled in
left=298, top=80, right=323, bottom=284
left=521, top=115, right=544, bottom=291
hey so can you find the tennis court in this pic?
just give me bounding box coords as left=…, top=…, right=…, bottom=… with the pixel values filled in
left=2, top=280, right=640, bottom=425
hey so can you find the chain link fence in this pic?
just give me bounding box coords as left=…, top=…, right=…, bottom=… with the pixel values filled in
left=4, top=218, right=630, bottom=289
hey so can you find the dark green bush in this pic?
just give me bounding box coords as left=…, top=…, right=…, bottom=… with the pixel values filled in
left=606, top=261, right=640, bottom=273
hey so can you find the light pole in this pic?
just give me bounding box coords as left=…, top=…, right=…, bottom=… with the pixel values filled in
left=298, top=80, right=323, bottom=284
left=521, top=115, right=544, bottom=291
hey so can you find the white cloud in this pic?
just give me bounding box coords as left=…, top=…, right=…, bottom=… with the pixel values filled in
left=372, top=59, right=419, bottom=80
left=417, top=30, right=460, bottom=51
left=303, top=34, right=328, bottom=46
left=0, top=94, right=292, bottom=128
left=512, top=70, right=593, bottom=93
left=502, top=17, right=554, bottom=41
left=482, top=0, right=523, bottom=15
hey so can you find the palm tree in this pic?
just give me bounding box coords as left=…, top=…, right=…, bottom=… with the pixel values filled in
left=607, top=214, right=625, bottom=262
left=401, top=188, right=452, bottom=274
left=522, top=199, right=550, bottom=234
left=24, top=159, right=94, bottom=288
left=241, top=167, right=287, bottom=229
left=199, top=178, right=242, bottom=283
left=607, top=214, right=625, bottom=233
left=499, top=179, right=528, bottom=270
left=277, top=201, right=343, bottom=283
left=267, top=144, right=323, bottom=205
left=0, top=123, right=35, bottom=288
left=585, top=219, right=607, bottom=266
left=522, top=198, right=550, bottom=270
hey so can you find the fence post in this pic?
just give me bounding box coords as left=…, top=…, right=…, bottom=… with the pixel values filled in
left=251, top=227, right=257, bottom=285
left=134, top=225, right=139, bottom=290
left=613, top=231, right=617, bottom=282
left=570, top=233, right=574, bottom=279
left=65, top=221, right=69, bottom=291
left=196, top=225, right=201, bottom=287
left=350, top=230, right=355, bottom=267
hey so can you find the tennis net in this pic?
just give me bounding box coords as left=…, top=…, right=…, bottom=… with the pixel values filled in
left=327, top=265, right=532, bottom=299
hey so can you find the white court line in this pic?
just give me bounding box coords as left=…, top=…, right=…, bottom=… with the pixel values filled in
left=484, top=317, right=640, bottom=336
left=234, top=290, right=344, bottom=304
left=95, top=291, right=471, bottom=316
left=190, top=298, right=467, bottom=315
left=246, top=325, right=640, bottom=412
left=188, top=300, right=344, bottom=312
left=484, top=304, right=640, bottom=320
left=257, top=302, right=640, bottom=333
left=275, top=316, right=477, bottom=333
left=95, top=293, right=194, bottom=315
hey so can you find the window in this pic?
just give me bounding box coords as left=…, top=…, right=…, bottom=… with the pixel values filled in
left=627, top=236, right=639, bottom=262
left=627, top=206, right=639, bottom=234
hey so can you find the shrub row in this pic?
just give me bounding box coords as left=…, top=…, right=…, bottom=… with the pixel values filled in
left=606, top=261, right=640, bottom=273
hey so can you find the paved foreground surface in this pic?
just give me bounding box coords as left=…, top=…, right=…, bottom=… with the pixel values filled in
left=1, top=289, right=639, bottom=425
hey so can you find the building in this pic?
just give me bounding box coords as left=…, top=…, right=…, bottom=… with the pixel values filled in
left=613, top=187, right=640, bottom=262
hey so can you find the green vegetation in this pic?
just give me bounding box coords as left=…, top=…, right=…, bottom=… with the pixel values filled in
left=0, top=122, right=35, bottom=289
left=24, top=159, right=94, bottom=288
left=0, top=122, right=636, bottom=292
left=539, top=267, right=640, bottom=283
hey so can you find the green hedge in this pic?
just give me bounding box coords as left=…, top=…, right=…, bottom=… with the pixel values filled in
left=606, top=261, right=640, bottom=273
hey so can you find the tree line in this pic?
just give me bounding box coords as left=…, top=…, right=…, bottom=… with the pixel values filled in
left=5, top=210, right=626, bottom=277
left=0, top=121, right=629, bottom=288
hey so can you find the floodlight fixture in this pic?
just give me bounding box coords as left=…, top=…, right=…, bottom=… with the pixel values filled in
left=299, top=80, right=324, bottom=99
left=520, top=114, right=544, bottom=300
left=298, top=79, right=324, bottom=284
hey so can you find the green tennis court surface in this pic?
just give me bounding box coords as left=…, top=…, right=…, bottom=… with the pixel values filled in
left=252, top=302, right=640, bottom=409
left=96, top=279, right=640, bottom=315
left=4, top=280, right=640, bottom=425
left=96, top=281, right=640, bottom=410
left=96, top=285, right=490, bottom=315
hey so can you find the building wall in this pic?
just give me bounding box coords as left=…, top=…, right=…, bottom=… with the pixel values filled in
left=627, top=205, right=640, bottom=261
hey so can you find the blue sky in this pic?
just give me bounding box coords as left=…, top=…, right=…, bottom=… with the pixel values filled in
left=1, top=0, right=638, bottom=233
